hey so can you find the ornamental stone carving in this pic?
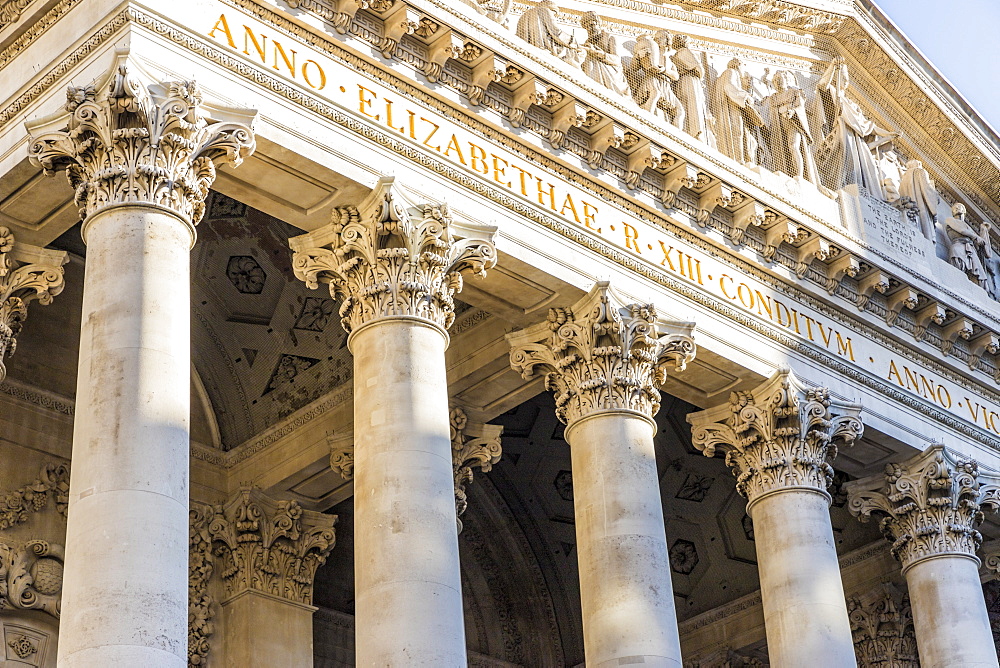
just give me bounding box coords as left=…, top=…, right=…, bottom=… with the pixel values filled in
left=846, top=445, right=1000, bottom=571
left=290, top=177, right=497, bottom=334
left=201, top=488, right=337, bottom=605
left=451, top=407, right=502, bottom=532
left=687, top=367, right=863, bottom=505
left=189, top=505, right=216, bottom=667
left=0, top=231, right=67, bottom=383
left=0, top=464, right=69, bottom=530
left=0, top=540, right=64, bottom=619
left=848, top=583, right=919, bottom=668
left=507, top=281, right=695, bottom=426
left=26, top=51, right=256, bottom=228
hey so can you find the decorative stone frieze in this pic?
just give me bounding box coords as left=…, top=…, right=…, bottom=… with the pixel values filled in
left=687, top=367, right=864, bottom=504
left=290, top=177, right=497, bottom=334
left=450, top=407, right=502, bottom=532
left=846, top=445, right=1000, bottom=571
left=25, top=52, right=256, bottom=228
left=507, top=281, right=695, bottom=425
left=0, top=540, right=64, bottom=618
left=0, top=230, right=67, bottom=382
left=189, top=505, right=216, bottom=667
left=847, top=583, right=919, bottom=668
left=201, top=488, right=337, bottom=605
left=0, top=463, right=69, bottom=530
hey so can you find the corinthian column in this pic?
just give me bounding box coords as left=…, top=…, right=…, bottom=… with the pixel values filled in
left=0, top=227, right=68, bottom=382
left=687, top=368, right=863, bottom=667
left=846, top=445, right=1000, bottom=668
left=290, top=178, right=496, bottom=665
left=26, top=53, right=255, bottom=667
left=508, top=282, right=695, bottom=667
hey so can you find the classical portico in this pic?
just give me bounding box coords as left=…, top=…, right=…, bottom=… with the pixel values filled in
left=3, top=0, right=1000, bottom=666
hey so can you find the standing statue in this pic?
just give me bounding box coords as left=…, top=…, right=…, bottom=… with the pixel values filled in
left=768, top=70, right=821, bottom=185
left=516, top=1, right=575, bottom=59
left=815, top=56, right=896, bottom=192
left=671, top=35, right=712, bottom=143
left=579, top=12, right=630, bottom=97
left=945, top=203, right=994, bottom=293
left=629, top=30, right=683, bottom=128
left=897, top=159, right=938, bottom=242
left=713, top=58, right=765, bottom=166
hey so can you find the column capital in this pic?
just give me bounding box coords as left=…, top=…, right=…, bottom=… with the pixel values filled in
left=0, top=231, right=67, bottom=382
left=290, top=177, right=497, bottom=335
left=846, top=445, right=1000, bottom=571
left=687, top=367, right=863, bottom=505
left=195, top=488, right=337, bottom=606
left=26, top=51, right=256, bottom=232
left=507, top=281, right=696, bottom=426
left=847, top=583, right=919, bottom=668
left=451, top=407, right=502, bottom=532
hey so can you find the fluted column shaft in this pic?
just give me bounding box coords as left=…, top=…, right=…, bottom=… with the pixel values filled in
left=567, top=410, right=681, bottom=666
left=26, top=55, right=255, bottom=666
left=508, top=282, right=695, bottom=667
left=847, top=445, right=1000, bottom=668
left=688, top=368, right=863, bottom=668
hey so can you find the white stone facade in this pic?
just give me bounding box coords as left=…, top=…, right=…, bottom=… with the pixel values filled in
left=2, top=0, right=1000, bottom=665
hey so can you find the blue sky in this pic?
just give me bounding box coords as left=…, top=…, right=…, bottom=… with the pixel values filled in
left=873, top=0, right=1000, bottom=133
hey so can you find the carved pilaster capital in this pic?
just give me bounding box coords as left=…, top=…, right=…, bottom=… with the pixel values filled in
left=197, top=488, right=336, bottom=605
left=327, top=431, right=355, bottom=481
left=451, top=407, right=502, bottom=532
left=289, top=177, right=497, bottom=335
left=26, top=52, right=256, bottom=230
left=0, top=540, right=64, bottom=619
left=847, top=583, right=919, bottom=668
left=0, top=231, right=67, bottom=382
left=846, top=445, right=1000, bottom=571
left=687, top=367, right=863, bottom=505
left=507, top=281, right=696, bottom=426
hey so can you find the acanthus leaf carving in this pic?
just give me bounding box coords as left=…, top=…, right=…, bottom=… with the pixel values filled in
left=26, top=51, right=256, bottom=227
left=0, top=230, right=67, bottom=382
left=203, top=488, right=336, bottom=605
left=687, top=366, right=863, bottom=505
left=845, top=444, right=1000, bottom=571
left=847, top=582, right=919, bottom=668
left=450, top=406, right=502, bottom=533
left=290, top=177, right=497, bottom=334
left=508, top=281, right=696, bottom=425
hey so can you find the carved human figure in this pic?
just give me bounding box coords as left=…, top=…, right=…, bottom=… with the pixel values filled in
left=897, top=159, right=938, bottom=242
left=945, top=203, right=994, bottom=293
left=768, top=70, right=821, bottom=185
left=713, top=58, right=765, bottom=166
left=629, top=30, right=683, bottom=128
left=671, top=34, right=712, bottom=143
left=516, top=0, right=574, bottom=59
left=815, top=56, right=897, bottom=192
left=579, top=12, right=630, bottom=97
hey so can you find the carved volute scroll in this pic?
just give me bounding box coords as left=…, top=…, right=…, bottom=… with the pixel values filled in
left=450, top=407, right=502, bottom=532
left=687, top=367, right=863, bottom=506
left=0, top=540, right=64, bottom=619
left=847, top=583, right=919, bottom=668
left=327, top=432, right=355, bottom=481
left=845, top=445, right=1000, bottom=572
left=0, top=231, right=67, bottom=383
left=25, top=51, right=256, bottom=230
left=200, top=488, right=337, bottom=605
left=507, top=281, right=696, bottom=426
left=289, top=177, right=497, bottom=334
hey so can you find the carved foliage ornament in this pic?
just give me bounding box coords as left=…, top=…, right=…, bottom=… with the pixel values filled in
left=202, top=487, right=336, bottom=605
left=0, top=231, right=67, bottom=382
left=451, top=407, right=502, bottom=532
left=846, top=445, right=1000, bottom=571
left=0, top=463, right=69, bottom=530
left=0, top=540, right=64, bottom=619
left=847, top=583, right=919, bottom=668
left=26, top=52, right=256, bottom=226
left=687, top=367, right=863, bottom=504
left=290, top=177, right=497, bottom=333
left=509, top=282, right=696, bottom=425
left=189, top=505, right=216, bottom=667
